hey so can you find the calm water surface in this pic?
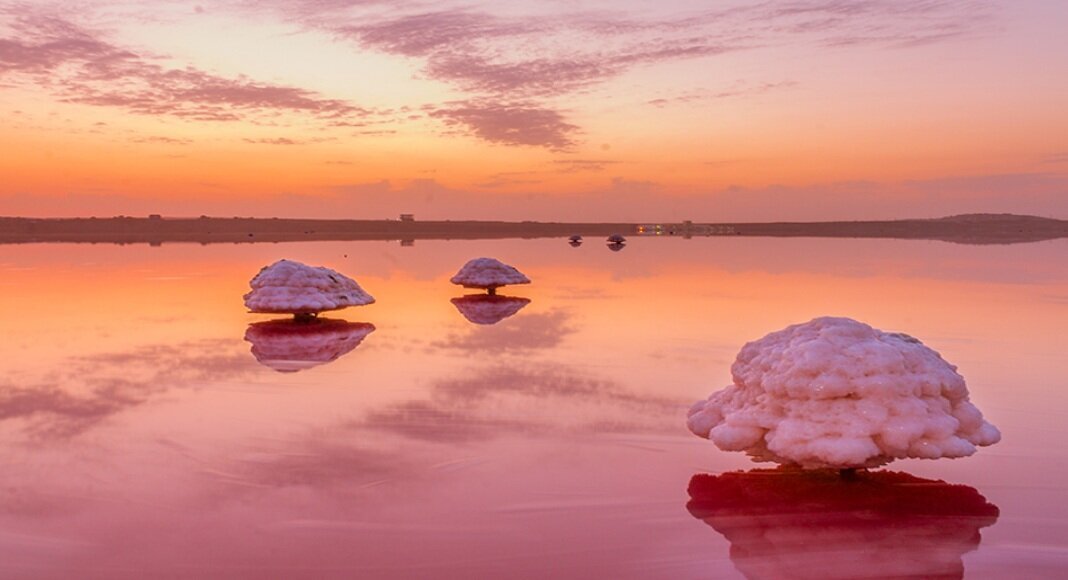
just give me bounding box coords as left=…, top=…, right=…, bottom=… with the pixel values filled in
left=1, top=237, right=1066, bottom=579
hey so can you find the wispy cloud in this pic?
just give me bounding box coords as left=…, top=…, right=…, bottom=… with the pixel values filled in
left=552, top=159, right=622, bottom=173
left=429, top=100, right=578, bottom=150
left=243, top=136, right=336, bottom=145
left=0, top=10, right=375, bottom=124
left=321, top=1, right=993, bottom=148
left=648, top=81, right=798, bottom=107
left=131, top=135, right=193, bottom=145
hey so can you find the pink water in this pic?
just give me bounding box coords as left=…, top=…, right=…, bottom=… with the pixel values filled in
left=1, top=237, right=1066, bottom=578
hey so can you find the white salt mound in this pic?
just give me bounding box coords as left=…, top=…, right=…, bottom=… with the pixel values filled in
left=450, top=257, right=530, bottom=289
left=687, top=317, right=1001, bottom=469
left=244, top=259, right=374, bottom=314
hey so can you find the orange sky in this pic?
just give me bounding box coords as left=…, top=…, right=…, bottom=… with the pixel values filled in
left=1, top=1, right=1066, bottom=220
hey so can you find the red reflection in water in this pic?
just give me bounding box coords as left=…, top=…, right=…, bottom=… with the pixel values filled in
left=687, top=468, right=999, bottom=579
left=244, top=318, right=375, bottom=372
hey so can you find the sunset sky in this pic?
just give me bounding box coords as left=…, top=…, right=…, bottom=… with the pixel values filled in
left=1, top=0, right=1066, bottom=221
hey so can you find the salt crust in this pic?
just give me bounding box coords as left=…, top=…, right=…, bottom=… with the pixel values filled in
left=244, top=259, right=374, bottom=314
left=687, top=317, right=1001, bottom=468
left=450, top=258, right=530, bottom=289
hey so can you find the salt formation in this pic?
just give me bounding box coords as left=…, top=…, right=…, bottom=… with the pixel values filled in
left=451, top=295, right=531, bottom=325
left=687, top=317, right=1000, bottom=469
left=244, top=259, right=374, bottom=317
left=245, top=319, right=375, bottom=372
left=687, top=468, right=999, bottom=580
left=450, top=258, right=530, bottom=295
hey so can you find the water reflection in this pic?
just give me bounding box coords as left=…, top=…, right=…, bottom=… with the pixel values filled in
left=432, top=311, right=574, bottom=352
left=686, top=468, right=999, bottom=579
left=363, top=363, right=684, bottom=443
left=244, top=318, right=375, bottom=372
left=0, top=340, right=250, bottom=438
left=450, top=294, right=531, bottom=325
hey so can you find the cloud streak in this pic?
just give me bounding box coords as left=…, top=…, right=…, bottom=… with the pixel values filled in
left=429, top=100, right=578, bottom=150
left=322, top=1, right=993, bottom=148
left=0, top=10, right=374, bottom=124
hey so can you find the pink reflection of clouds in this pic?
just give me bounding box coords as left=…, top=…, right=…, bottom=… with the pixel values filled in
left=360, top=362, right=685, bottom=444
left=0, top=339, right=254, bottom=439
left=0, top=11, right=373, bottom=124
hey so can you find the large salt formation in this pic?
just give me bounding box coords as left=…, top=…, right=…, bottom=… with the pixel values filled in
left=450, top=258, right=530, bottom=295
left=687, top=317, right=1000, bottom=469
left=244, top=259, right=374, bottom=318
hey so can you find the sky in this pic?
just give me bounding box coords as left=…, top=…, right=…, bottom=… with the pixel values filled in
left=1, top=0, right=1066, bottom=221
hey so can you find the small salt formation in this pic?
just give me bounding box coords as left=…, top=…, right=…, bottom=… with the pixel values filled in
left=244, top=259, right=374, bottom=318
left=687, top=317, right=1000, bottom=469
left=450, top=258, right=530, bottom=295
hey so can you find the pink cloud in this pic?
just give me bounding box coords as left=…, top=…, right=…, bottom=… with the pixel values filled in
left=338, top=10, right=535, bottom=58
left=429, top=100, right=578, bottom=150
left=324, top=2, right=992, bottom=148
left=647, top=81, right=798, bottom=107
left=0, top=11, right=374, bottom=124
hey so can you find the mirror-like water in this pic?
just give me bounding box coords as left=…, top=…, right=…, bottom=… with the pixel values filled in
left=1, top=237, right=1066, bottom=579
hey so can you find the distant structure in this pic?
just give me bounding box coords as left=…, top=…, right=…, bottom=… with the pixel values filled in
left=148, top=214, right=162, bottom=220
left=638, top=222, right=733, bottom=237
left=399, top=213, right=415, bottom=222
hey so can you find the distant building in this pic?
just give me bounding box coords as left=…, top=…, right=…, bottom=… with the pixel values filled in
left=399, top=214, right=415, bottom=222
left=148, top=214, right=162, bottom=220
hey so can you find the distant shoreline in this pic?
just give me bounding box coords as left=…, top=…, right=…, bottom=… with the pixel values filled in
left=0, top=214, right=1065, bottom=246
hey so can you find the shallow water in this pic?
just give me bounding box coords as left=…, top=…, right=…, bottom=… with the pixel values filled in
left=1, top=237, right=1066, bottom=579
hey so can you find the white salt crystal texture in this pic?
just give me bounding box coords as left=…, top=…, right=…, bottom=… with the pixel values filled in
left=450, top=258, right=530, bottom=290
left=687, top=317, right=1001, bottom=469
left=244, top=259, right=374, bottom=314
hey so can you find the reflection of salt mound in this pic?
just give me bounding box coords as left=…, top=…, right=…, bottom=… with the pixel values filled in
left=451, top=295, right=531, bottom=325
left=244, top=318, right=375, bottom=372
left=244, top=259, right=374, bottom=316
left=687, top=468, right=999, bottom=580
left=687, top=317, right=1000, bottom=469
